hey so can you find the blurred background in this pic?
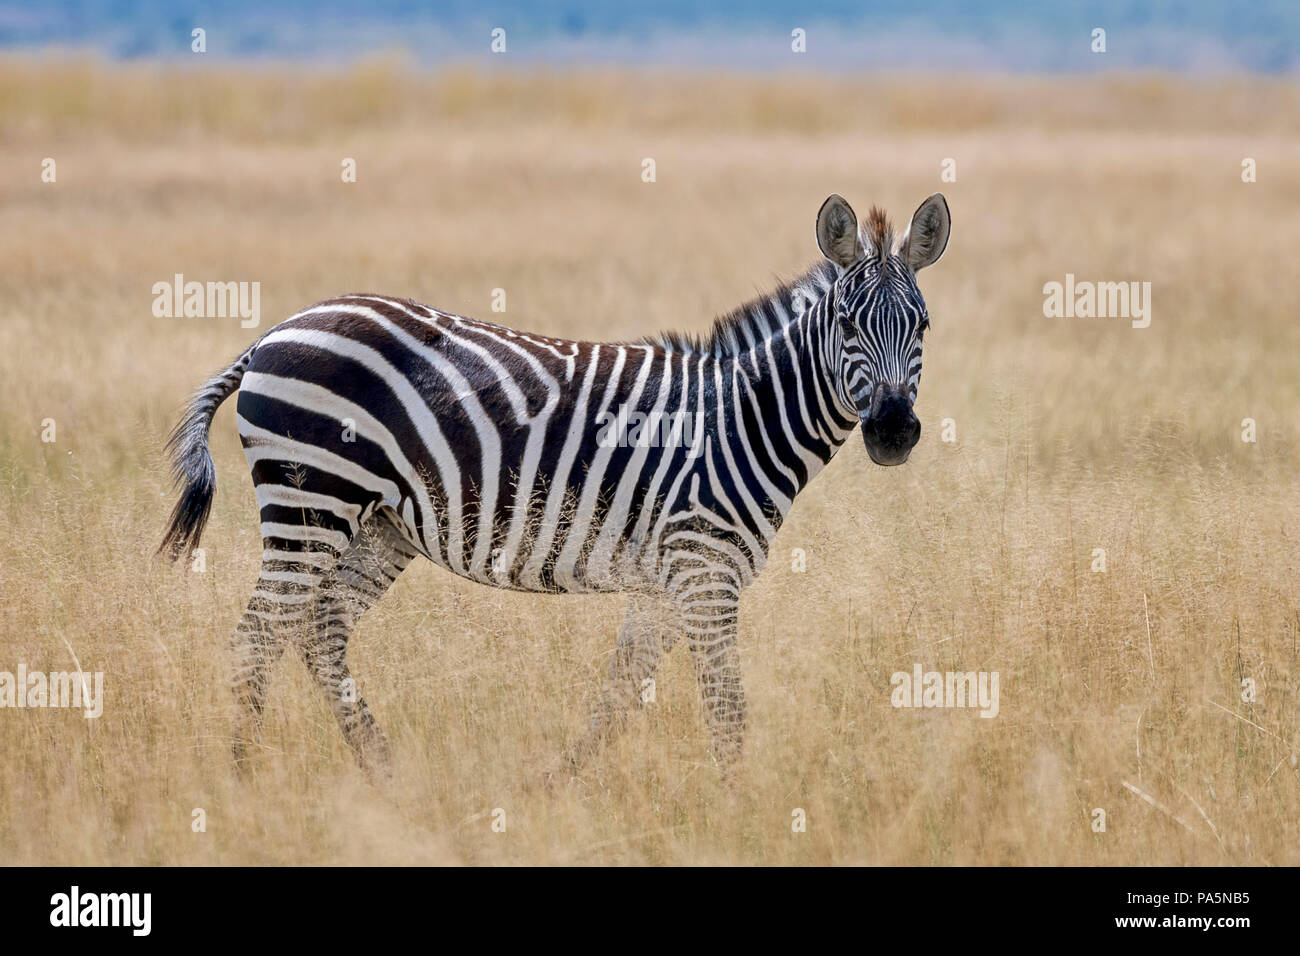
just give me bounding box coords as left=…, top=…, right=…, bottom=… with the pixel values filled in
left=0, top=3, right=1297, bottom=865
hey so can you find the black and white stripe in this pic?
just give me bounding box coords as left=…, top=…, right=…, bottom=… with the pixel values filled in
left=160, top=193, right=950, bottom=772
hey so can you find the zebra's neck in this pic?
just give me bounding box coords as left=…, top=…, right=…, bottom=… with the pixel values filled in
left=708, top=265, right=859, bottom=533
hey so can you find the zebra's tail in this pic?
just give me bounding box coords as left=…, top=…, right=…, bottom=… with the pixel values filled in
left=158, top=346, right=257, bottom=561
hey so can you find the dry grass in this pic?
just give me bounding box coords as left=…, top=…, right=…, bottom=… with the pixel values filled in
left=1, top=59, right=1298, bottom=865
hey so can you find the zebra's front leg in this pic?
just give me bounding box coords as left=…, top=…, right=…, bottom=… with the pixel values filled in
left=558, top=593, right=678, bottom=774
left=682, top=595, right=747, bottom=770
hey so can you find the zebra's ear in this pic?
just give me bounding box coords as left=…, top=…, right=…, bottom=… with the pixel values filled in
left=901, top=194, right=951, bottom=272
left=816, top=194, right=864, bottom=271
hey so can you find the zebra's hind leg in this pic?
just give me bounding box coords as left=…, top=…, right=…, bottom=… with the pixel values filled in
left=295, top=508, right=419, bottom=774
left=557, top=592, right=680, bottom=776
left=231, top=538, right=343, bottom=771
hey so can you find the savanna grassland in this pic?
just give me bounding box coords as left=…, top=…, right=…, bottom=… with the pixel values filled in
left=1, top=60, right=1299, bottom=865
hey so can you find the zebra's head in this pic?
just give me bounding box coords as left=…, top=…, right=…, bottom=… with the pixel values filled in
left=816, top=193, right=951, bottom=466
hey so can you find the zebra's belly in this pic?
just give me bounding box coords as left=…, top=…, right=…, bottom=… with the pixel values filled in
left=403, top=498, right=660, bottom=596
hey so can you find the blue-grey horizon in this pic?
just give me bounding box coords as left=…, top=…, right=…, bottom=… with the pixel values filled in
left=0, top=0, right=1295, bottom=74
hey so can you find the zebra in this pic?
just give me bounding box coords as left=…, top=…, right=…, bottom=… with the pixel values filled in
left=159, top=192, right=950, bottom=776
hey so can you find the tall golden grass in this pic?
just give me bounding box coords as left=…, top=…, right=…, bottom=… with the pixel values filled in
left=1, top=59, right=1298, bottom=864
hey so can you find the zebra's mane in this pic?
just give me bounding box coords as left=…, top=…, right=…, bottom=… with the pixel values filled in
left=640, top=260, right=838, bottom=357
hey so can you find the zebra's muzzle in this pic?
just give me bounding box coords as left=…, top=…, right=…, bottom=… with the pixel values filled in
left=861, top=385, right=920, bottom=466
